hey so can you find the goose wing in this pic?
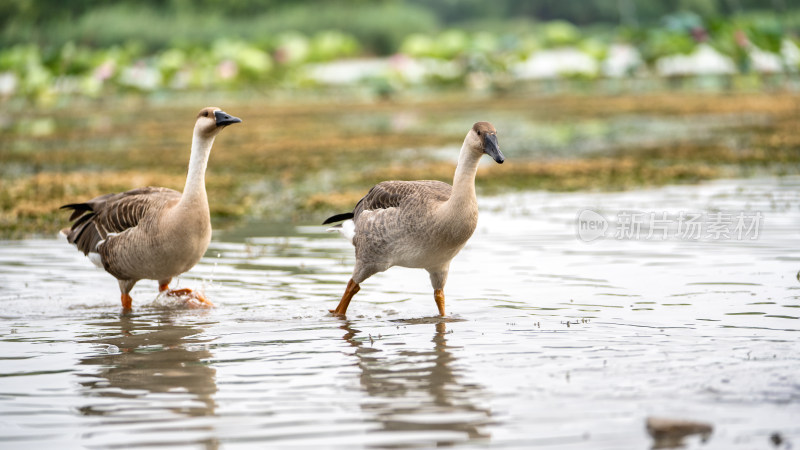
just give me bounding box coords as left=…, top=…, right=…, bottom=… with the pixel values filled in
left=61, top=187, right=181, bottom=256
left=322, top=180, right=451, bottom=225
left=354, top=180, right=451, bottom=219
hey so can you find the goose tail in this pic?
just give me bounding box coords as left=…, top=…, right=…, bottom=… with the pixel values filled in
left=326, top=219, right=356, bottom=243
left=322, top=212, right=354, bottom=225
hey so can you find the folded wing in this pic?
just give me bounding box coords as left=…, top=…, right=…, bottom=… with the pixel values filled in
left=61, top=187, right=181, bottom=255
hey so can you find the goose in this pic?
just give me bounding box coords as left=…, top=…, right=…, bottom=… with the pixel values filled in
left=323, top=121, right=504, bottom=316
left=60, top=107, right=241, bottom=312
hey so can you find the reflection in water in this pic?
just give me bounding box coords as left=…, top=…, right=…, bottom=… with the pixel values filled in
left=340, top=320, right=491, bottom=446
left=75, top=314, right=218, bottom=446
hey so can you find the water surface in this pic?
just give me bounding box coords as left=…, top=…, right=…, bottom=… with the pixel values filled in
left=1, top=177, right=799, bottom=449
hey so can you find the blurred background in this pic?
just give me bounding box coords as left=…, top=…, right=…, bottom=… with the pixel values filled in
left=1, top=0, right=799, bottom=237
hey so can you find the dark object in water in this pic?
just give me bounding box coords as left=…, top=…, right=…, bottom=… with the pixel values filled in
left=646, top=416, right=713, bottom=449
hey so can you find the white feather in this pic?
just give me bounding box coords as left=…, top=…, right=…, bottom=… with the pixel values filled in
left=95, top=232, right=118, bottom=249
left=87, top=232, right=118, bottom=269
left=327, top=219, right=356, bottom=244
left=88, top=252, right=103, bottom=268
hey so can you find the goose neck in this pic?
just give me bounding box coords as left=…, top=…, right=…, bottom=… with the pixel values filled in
left=446, top=142, right=481, bottom=208
left=179, top=131, right=215, bottom=207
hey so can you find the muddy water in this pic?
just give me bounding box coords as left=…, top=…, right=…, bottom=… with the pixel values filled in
left=1, top=177, right=799, bottom=449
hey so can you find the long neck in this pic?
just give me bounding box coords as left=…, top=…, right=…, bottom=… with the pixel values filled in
left=179, top=130, right=214, bottom=207
left=443, top=138, right=481, bottom=211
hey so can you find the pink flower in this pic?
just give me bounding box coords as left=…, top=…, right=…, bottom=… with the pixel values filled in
left=94, top=61, right=115, bottom=81
left=735, top=30, right=749, bottom=48
left=217, top=60, right=238, bottom=80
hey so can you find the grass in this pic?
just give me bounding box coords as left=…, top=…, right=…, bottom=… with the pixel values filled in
left=1, top=90, right=799, bottom=238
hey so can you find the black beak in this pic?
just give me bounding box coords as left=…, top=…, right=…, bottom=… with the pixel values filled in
left=214, top=110, right=242, bottom=127
left=484, top=133, right=504, bottom=164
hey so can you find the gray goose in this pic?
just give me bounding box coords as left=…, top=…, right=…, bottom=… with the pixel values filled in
left=323, top=121, right=504, bottom=316
left=61, top=107, right=241, bottom=312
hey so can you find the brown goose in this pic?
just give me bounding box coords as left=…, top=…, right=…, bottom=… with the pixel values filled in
left=323, top=122, right=504, bottom=316
left=61, top=107, right=241, bottom=312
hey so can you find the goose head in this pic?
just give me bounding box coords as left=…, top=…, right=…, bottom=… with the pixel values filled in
left=468, top=121, right=504, bottom=164
left=194, top=107, right=242, bottom=139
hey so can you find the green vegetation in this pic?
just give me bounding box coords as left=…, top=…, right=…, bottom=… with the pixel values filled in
left=2, top=2, right=800, bottom=103
left=3, top=2, right=435, bottom=56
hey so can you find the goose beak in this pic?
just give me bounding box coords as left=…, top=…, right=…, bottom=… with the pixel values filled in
left=214, top=110, right=242, bottom=127
left=484, top=133, right=504, bottom=164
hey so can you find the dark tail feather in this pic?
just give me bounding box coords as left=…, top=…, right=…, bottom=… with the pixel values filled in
left=60, top=203, right=92, bottom=221
left=70, top=219, right=100, bottom=255
left=322, top=212, right=354, bottom=225
left=60, top=202, right=101, bottom=254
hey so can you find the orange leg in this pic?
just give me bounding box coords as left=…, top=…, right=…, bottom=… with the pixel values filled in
left=434, top=289, right=445, bottom=316
left=158, top=278, right=172, bottom=292
left=330, top=279, right=360, bottom=315
left=121, top=293, right=133, bottom=312
left=165, top=288, right=214, bottom=309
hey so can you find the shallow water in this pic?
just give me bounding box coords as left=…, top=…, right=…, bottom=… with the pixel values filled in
left=1, top=177, right=799, bottom=449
